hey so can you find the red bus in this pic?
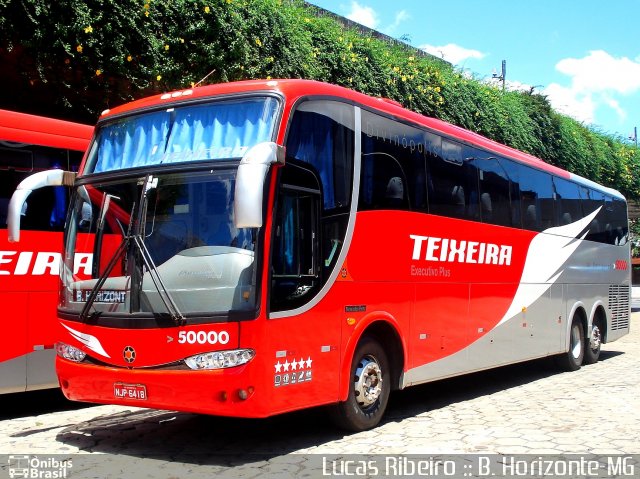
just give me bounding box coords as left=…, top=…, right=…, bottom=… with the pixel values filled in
left=0, top=109, right=92, bottom=394
left=8, top=80, right=630, bottom=430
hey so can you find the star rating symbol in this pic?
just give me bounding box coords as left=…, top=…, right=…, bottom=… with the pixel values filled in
left=283, top=360, right=290, bottom=372
left=298, top=358, right=305, bottom=370
left=306, top=357, right=312, bottom=368
left=275, top=361, right=282, bottom=373
left=291, top=360, right=297, bottom=371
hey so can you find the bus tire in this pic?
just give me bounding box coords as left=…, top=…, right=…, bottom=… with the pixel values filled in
left=329, top=336, right=390, bottom=432
left=556, top=316, right=584, bottom=371
left=583, top=318, right=603, bottom=365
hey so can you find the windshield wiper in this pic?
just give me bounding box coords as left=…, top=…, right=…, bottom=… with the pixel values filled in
left=79, top=235, right=130, bottom=322
left=80, top=200, right=135, bottom=322
left=79, top=175, right=186, bottom=326
left=134, top=174, right=186, bottom=326
left=132, top=234, right=185, bottom=326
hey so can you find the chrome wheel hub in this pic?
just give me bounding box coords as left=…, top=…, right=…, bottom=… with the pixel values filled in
left=354, top=356, right=382, bottom=408
left=590, top=325, right=602, bottom=351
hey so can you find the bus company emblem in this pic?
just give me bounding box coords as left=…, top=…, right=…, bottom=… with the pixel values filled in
left=409, top=235, right=513, bottom=266
left=123, top=346, right=136, bottom=363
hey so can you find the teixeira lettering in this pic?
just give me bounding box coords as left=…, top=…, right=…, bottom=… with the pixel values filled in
left=410, top=234, right=512, bottom=266
left=0, top=251, right=92, bottom=276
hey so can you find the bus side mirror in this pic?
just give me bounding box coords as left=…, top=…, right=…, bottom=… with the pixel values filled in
left=234, top=142, right=285, bottom=228
left=7, top=169, right=76, bottom=242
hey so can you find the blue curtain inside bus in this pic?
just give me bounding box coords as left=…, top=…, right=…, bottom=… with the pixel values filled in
left=286, top=111, right=336, bottom=210
left=91, top=98, right=278, bottom=173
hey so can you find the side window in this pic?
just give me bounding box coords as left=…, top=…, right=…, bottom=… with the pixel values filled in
left=602, top=196, right=629, bottom=246
left=428, top=139, right=478, bottom=221
left=280, top=100, right=355, bottom=312
left=584, top=189, right=606, bottom=243
left=271, top=165, right=321, bottom=312
left=359, top=110, right=427, bottom=211
left=472, top=153, right=519, bottom=227
left=0, top=144, right=83, bottom=232
left=553, top=177, right=583, bottom=226
left=285, top=101, right=354, bottom=210
left=518, top=166, right=555, bottom=232
left=578, top=186, right=629, bottom=246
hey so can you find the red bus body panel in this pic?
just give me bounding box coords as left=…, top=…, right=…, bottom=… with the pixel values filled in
left=0, top=109, right=93, bottom=151
left=1, top=110, right=92, bottom=393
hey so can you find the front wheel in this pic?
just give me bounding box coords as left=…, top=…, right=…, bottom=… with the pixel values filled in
left=556, top=317, right=585, bottom=371
left=328, top=336, right=391, bottom=431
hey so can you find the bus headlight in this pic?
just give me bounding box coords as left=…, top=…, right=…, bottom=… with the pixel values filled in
left=56, top=342, right=87, bottom=362
left=185, top=349, right=255, bottom=370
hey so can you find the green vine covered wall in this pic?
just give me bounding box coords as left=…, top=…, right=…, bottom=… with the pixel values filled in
left=1, top=0, right=639, bottom=199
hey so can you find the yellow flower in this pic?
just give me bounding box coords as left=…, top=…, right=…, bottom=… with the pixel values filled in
left=164, top=44, right=169, bottom=51
left=95, top=69, right=102, bottom=76
left=145, top=10, right=149, bottom=17
left=255, top=38, right=262, bottom=47
left=156, top=75, right=162, bottom=81
left=144, top=3, right=150, bottom=9
left=204, top=6, right=210, bottom=13
left=76, top=45, right=83, bottom=53
left=127, top=55, right=132, bottom=62
left=179, top=38, right=185, bottom=43
left=84, top=25, right=93, bottom=34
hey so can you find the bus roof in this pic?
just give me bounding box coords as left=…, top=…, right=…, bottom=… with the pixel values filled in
left=0, top=109, right=93, bottom=152
left=98, top=79, right=624, bottom=200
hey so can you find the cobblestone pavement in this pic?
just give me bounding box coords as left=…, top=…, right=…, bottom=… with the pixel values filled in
left=0, top=314, right=638, bottom=478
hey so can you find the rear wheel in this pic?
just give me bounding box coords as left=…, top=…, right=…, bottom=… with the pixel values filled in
left=583, top=318, right=603, bottom=365
left=556, top=316, right=585, bottom=371
left=329, top=336, right=390, bottom=431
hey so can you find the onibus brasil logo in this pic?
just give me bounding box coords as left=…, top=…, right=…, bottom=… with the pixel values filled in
left=7, top=455, right=72, bottom=478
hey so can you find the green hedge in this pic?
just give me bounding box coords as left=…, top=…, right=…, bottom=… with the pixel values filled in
left=1, top=0, right=639, bottom=198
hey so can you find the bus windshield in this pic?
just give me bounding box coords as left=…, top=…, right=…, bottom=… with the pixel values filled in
left=60, top=169, right=258, bottom=320
left=85, top=97, right=279, bottom=174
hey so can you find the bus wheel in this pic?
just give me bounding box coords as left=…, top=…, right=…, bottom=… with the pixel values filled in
left=556, top=316, right=584, bottom=371
left=583, top=318, right=603, bottom=365
left=329, top=336, right=390, bottom=432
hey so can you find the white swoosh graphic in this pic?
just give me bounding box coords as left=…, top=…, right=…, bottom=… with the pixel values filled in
left=498, top=206, right=602, bottom=326
left=61, top=323, right=111, bottom=358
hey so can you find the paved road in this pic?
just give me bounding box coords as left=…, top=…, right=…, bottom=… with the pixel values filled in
left=1, top=314, right=638, bottom=478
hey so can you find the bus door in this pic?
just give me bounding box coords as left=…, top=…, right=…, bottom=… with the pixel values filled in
left=266, top=163, right=342, bottom=411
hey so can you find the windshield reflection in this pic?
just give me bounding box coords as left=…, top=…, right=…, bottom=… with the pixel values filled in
left=61, top=169, right=258, bottom=319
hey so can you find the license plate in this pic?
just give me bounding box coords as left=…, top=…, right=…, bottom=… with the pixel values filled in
left=114, top=383, right=147, bottom=400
